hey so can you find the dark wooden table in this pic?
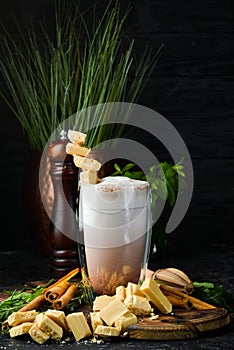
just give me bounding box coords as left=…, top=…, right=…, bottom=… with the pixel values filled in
left=0, top=243, right=233, bottom=349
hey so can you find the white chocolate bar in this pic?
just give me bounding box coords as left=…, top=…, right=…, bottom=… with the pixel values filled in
left=93, top=295, right=115, bottom=311
left=124, top=294, right=152, bottom=316
left=9, top=322, right=34, bottom=338
left=7, top=310, right=37, bottom=326
left=95, top=325, right=120, bottom=337
left=99, top=299, right=128, bottom=326
left=115, top=286, right=126, bottom=302
left=36, top=313, right=63, bottom=341
left=125, top=282, right=145, bottom=298
left=140, top=278, right=172, bottom=314
left=66, top=312, right=92, bottom=341
left=90, top=312, right=103, bottom=332
left=29, top=323, right=50, bottom=344
left=115, top=312, right=137, bottom=332
left=45, top=309, right=68, bottom=332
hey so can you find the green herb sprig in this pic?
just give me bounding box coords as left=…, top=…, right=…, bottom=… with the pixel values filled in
left=112, top=163, right=144, bottom=180
left=111, top=160, right=187, bottom=258
left=111, top=159, right=186, bottom=209
left=62, top=282, right=94, bottom=314
left=0, top=280, right=92, bottom=327
left=192, top=282, right=234, bottom=314
left=0, top=286, right=45, bottom=323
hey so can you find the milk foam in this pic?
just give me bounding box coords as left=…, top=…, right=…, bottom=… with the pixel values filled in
left=79, top=177, right=150, bottom=248
left=82, top=176, right=148, bottom=208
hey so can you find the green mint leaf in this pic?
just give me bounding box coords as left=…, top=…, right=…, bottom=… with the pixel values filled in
left=114, top=163, right=121, bottom=172
left=166, top=182, right=176, bottom=206
left=192, top=282, right=234, bottom=312
left=111, top=171, right=120, bottom=176
left=122, top=163, right=136, bottom=172
left=156, top=179, right=167, bottom=200
left=193, top=282, right=215, bottom=289
left=123, top=171, right=134, bottom=178
left=129, top=171, right=145, bottom=180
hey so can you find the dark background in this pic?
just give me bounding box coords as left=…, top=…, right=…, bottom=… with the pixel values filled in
left=0, top=0, right=233, bottom=255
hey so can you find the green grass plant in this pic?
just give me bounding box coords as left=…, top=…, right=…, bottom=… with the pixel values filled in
left=0, top=1, right=160, bottom=149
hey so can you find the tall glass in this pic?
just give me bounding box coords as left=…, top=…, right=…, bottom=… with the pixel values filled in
left=78, top=176, right=152, bottom=296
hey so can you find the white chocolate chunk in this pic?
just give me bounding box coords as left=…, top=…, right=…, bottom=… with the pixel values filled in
left=66, top=312, right=92, bottom=341
left=115, top=286, right=126, bottom=302
left=79, top=170, right=98, bottom=184
left=126, top=282, right=145, bottom=298
left=36, top=313, right=63, bottom=341
left=90, top=312, right=103, bottom=332
left=99, top=299, right=128, bottom=326
left=68, top=129, right=86, bottom=145
left=7, top=310, right=37, bottom=326
left=45, top=309, right=68, bottom=332
left=115, top=312, right=137, bottom=332
left=124, top=294, right=152, bottom=316
left=93, top=295, right=115, bottom=311
left=140, top=278, right=172, bottom=314
left=29, top=323, right=50, bottom=344
left=73, top=155, right=101, bottom=171
left=95, top=325, right=120, bottom=337
left=9, top=322, right=34, bottom=338
left=66, top=142, right=90, bottom=157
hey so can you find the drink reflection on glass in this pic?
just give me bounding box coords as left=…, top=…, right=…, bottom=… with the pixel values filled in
left=78, top=176, right=152, bottom=296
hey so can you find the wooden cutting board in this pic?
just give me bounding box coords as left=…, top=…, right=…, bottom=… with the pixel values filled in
left=0, top=283, right=231, bottom=341
left=127, top=308, right=230, bottom=340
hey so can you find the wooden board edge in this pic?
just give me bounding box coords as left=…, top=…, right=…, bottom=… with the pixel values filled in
left=127, top=308, right=231, bottom=340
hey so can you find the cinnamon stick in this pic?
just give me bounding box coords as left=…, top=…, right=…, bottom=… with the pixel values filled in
left=45, top=281, right=70, bottom=302
left=44, top=268, right=79, bottom=293
left=18, top=294, right=45, bottom=312
left=160, top=285, right=216, bottom=310
left=53, top=285, right=77, bottom=310
left=1, top=321, right=10, bottom=332
left=165, top=293, right=190, bottom=309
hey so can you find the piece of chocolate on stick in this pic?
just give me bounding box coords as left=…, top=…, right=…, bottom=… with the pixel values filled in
left=68, top=130, right=87, bottom=145
left=66, top=142, right=91, bottom=157
left=73, top=155, right=101, bottom=171
left=79, top=170, right=98, bottom=184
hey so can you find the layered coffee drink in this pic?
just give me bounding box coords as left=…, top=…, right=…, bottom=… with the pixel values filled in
left=78, top=176, right=152, bottom=295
